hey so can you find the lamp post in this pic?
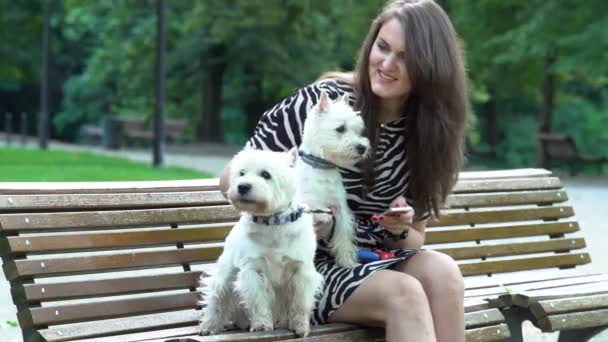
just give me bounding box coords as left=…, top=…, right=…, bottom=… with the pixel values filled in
left=39, top=0, right=50, bottom=150
left=153, top=0, right=166, bottom=167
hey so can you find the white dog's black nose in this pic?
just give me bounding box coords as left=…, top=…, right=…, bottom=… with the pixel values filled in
left=356, top=144, right=367, bottom=156
left=238, top=183, right=252, bottom=195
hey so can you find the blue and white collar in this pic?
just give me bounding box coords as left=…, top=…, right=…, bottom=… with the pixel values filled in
left=298, top=150, right=336, bottom=169
left=251, top=205, right=305, bottom=225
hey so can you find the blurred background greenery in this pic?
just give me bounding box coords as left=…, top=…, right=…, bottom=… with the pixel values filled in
left=0, top=0, right=606, bottom=172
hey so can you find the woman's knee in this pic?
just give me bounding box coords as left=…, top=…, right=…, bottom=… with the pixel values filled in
left=384, top=272, right=430, bottom=315
left=400, top=250, right=464, bottom=296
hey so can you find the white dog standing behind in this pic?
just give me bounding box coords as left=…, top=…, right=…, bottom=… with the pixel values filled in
left=199, top=150, right=323, bottom=337
left=294, top=91, right=370, bottom=268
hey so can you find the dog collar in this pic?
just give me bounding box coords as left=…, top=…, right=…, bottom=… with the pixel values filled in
left=251, top=205, right=305, bottom=225
left=298, top=150, right=336, bottom=169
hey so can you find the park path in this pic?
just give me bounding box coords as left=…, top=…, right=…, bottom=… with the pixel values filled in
left=1, top=139, right=607, bottom=341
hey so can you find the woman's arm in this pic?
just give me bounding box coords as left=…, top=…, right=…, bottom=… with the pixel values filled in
left=219, top=160, right=232, bottom=199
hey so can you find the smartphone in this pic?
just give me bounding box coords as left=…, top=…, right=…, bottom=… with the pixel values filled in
left=382, top=207, right=413, bottom=216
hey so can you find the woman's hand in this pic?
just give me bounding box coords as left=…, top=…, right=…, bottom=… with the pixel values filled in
left=372, top=196, right=414, bottom=237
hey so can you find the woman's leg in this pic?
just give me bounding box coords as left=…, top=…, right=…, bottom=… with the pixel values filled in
left=328, top=269, right=437, bottom=342
left=394, top=250, right=465, bottom=342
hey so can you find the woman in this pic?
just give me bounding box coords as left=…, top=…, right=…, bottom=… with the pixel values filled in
left=219, top=0, right=468, bottom=341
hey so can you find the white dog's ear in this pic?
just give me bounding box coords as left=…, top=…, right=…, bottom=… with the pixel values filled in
left=339, top=93, right=350, bottom=104
left=317, top=91, right=330, bottom=113
left=287, top=147, right=298, bottom=167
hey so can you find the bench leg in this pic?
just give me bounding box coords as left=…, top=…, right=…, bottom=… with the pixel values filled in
left=557, top=326, right=607, bottom=342
left=501, top=307, right=535, bottom=342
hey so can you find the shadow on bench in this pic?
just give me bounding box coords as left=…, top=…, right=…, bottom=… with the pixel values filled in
left=1, top=169, right=606, bottom=341
left=539, top=133, right=608, bottom=175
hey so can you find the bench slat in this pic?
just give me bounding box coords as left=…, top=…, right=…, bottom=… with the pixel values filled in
left=426, top=222, right=579, bottom=244
left=464, top=324, right=511, bottom=342
left=78, top=326, right=202, bottom=342
left=6, top=248, right=588, bottom=281
left=531, top=293, right=608, bottom=318
left=465, top=274, right=608, bottom=300
left=0, top=169, right=549, bottom=195
left=429, top=206, right=574, bottom=227
left=512, top=282, right=608, bottom=308
left=0, top=206, right=238, bottom=232
left=446, top=190, right=567, bottom=208
left=38, top=310, right=202, bottom=342
left=37, top=310, right=506, bottom=342
left=458, top=168, right=551, bottom=180
left=18, top=291, right=200, bottom=327
left=0, top=189, right=567, bottom=213
left=464, top=308, right=505, bottom=329
left=437, top=238, right=586, bottom=260
left=4, top=247, right=222, bottom=280
left=452, top=177, right=561, bottom=193
left=537, top=308, right=608, bottom=332
left=0, top=179, right=219, bottom=195
left=459, top=253, right=591, bottom=276
left=2, top=226, right=231, bottom=255
left=144, top=312, right=507, bottom=342
left=14, top=271, right=202, bottom=303
left=0, top=191, right=226, bottom=211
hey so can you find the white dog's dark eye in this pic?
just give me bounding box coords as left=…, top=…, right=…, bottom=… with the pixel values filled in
left=336, top=125, right=346, bottom=133
left=260, top=170, right=272, bottom=180
left=239, top=170, right=245, bottom=176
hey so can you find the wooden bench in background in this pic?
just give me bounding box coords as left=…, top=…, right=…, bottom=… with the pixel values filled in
left=1, top=168, right=606, bottom=342
left=539, top=133, right=607, bottom=175
left=121, top=117, right=187, bottom=146
left=77, top=118, right=188, bottom=149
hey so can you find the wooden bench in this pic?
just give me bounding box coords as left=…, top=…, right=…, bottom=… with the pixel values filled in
left=539, top=133, right=607, bottom=175
left=1, top=168, right=606, bottom=342
left=77, top=118, right=188, bottom=149
left=121, top=117, right=188, bottom=146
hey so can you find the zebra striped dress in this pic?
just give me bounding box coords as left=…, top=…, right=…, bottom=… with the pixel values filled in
left=246, top=79, right=422, bottom=324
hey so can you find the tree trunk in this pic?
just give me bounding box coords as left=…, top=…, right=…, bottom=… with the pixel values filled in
left=540, top=54, right=556, bottom=133
left=244, top=79, right=265, bottom=137
left=197, top=46, right=226, bottom=142
left=485, top=93, right=498, bottom=158
left=538, top=53, right=557, bottom=167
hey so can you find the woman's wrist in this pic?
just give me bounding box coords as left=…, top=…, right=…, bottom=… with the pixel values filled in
left=385, top=229, right=408, bottom=241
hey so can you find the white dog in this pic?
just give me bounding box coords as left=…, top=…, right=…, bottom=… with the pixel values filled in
left=199, top=149, right=323, bottom=337
left=293, top=91, right=370, bottom=268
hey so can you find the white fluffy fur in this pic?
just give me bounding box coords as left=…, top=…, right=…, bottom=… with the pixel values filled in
left=199, top=149, right=323, bottom=337
left=294, top=92, right=370, bottom=268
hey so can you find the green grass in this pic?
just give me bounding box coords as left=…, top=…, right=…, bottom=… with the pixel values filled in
left=0, top=147, right=212, bottom=181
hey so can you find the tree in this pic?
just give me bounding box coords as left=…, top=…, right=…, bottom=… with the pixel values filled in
left=451, top=0, right=608, bottom=166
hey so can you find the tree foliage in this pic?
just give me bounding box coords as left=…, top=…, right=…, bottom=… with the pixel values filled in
left=0, top=1, right=606, bottom=171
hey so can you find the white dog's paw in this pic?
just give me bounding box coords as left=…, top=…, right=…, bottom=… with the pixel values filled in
left=250, top=321, right=274, bottom=332
left=289, top=316, right=311, bottom=337
left=335, top=251, right=359, bottom=268
left=199, top=319, right=226, bottom=336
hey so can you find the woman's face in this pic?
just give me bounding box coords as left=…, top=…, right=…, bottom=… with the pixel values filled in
left=368, top=18, right=411, bottom=106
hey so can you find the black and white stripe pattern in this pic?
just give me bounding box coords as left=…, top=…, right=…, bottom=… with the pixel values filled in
left=246, top=79, right=419, bottom=324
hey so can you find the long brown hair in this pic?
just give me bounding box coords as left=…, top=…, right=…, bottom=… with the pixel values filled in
left=326, top=0, right=468, bottom=217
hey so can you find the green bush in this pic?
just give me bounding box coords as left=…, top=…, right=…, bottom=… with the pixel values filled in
left=495, top=115, right=539, bottom=168
left=53, top=75, right=108, bottom=141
